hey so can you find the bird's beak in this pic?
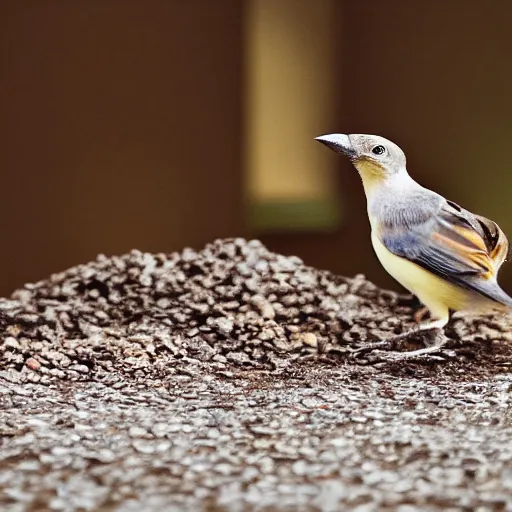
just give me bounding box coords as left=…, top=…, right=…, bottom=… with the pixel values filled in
left=315, top=134, right=357, bottom=159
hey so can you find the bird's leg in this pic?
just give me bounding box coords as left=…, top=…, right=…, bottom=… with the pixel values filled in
left=413, top=306, right=430, bottom=324
left=352, top=316, right=452, bottom=360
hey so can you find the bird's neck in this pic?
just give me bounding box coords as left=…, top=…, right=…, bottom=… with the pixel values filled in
left=362, top=169, right=418, bottom=228
left=359, top=166, right=415, bottom=197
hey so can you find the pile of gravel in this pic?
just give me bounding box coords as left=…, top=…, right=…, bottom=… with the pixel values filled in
left=2, top=238, right=512, bottom=511
left=1, top=238, right=511, bottom=385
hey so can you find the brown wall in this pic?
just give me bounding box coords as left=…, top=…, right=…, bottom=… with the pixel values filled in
left=344, top=0, right=512, bottom=292
left=0, top=0, right=245, bottom=295
left=3, top=0, right=512, bottom=297
left=264, top=0, right=512, bottom=294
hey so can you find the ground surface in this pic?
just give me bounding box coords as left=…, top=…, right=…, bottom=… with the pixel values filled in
left=1, top=238, right=512, bottom=511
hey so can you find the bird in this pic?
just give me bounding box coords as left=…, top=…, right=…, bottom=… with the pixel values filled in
left=315, top=133, right=512, bottom=359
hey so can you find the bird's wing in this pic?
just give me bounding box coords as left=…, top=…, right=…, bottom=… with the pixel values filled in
left=379, top=197, right=512, bottom=305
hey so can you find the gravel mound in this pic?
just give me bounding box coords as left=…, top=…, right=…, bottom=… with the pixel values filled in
left=1, top=238, right=512, bottom=511
left=2, top=238, right=511, bottom=384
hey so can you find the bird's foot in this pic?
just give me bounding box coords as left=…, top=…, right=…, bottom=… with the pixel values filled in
left=352, top=328, right=456, bottom=363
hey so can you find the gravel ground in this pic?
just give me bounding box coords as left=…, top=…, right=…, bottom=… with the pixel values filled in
left=1, top=238, right=512, bottom=511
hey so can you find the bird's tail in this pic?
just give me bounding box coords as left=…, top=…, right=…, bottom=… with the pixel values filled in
left=475, top=279, right=512, bottom=313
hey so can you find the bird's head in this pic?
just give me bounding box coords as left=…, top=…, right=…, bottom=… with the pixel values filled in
left=315, top=133, right=407, bottom=189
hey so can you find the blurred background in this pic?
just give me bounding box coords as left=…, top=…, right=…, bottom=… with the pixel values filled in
left=2, top=0, right=512, bottom=296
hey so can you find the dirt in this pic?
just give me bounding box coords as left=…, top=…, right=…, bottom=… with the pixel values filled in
left=1, top=238, right=512, bottom=511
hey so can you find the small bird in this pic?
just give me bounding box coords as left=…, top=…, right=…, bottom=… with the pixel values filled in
left=316, top=133, right=512, bottom=359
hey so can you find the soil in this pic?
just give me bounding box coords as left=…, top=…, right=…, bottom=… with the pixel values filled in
left=1, top=238, right=511, bottom=511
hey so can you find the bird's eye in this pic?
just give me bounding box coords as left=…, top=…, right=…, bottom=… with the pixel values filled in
left=372, top=145, right=386, bottom=155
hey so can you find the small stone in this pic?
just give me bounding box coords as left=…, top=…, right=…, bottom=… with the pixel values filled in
left=132, top=439, right=156, bottom=454
left=301, top=332, right=318, bottom=348
left=4, top=337, right=20, bottom=350
left=291, top=460, right=309, bottom=476
left=128, top=426, right=149, bottom=438
left=25, top=358, right=41, bottom=371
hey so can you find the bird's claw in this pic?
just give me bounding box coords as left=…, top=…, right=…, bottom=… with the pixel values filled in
left=351, top=328, right=454, bottom=363
left=355, top=347, right=456, bottom=364
left=351, top=339, right=399, bottom=356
